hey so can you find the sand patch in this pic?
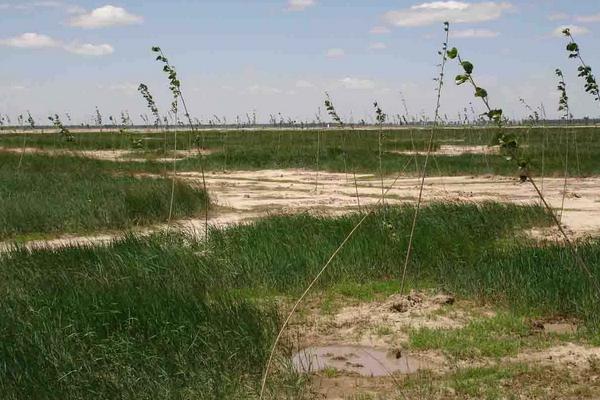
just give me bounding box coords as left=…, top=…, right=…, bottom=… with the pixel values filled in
left=511, top=343, right=600, bottom=370
left=290, top=291, right=463, bottom=363
left=178, top=170, right=600, bottom=238
left=391, top=144, right=500, bottom=156
left=0, top=146, right=211, bottom=163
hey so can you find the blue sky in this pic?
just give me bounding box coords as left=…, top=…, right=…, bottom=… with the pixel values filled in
left=1, top=0, right=600, bottom=124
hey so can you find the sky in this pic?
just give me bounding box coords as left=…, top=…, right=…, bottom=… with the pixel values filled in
left=1, top=0, right=600, bottom=125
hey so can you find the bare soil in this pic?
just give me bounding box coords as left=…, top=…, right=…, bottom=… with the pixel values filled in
left=0, top=146, right=211, bottom=163
left=291, top=291, right=600, bottom=399
left=182, top=169, right=600, bottom=238
left=391, top=144, right=500, bottom=156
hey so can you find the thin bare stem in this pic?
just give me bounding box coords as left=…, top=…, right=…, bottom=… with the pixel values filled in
left=399, top=21, right=450, bottom=295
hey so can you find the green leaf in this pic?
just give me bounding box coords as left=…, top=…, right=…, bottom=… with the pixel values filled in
left=455, top=74, right=469, bottom=85
left=475, top=87, right=488, bottom=98
left=486, top=109, right=503, bottom=122
left=447, top=47, right=458, bottom=59
left=461, top=61, right=474, bottom=74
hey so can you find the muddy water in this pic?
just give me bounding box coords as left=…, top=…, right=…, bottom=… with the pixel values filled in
left=292, top=345, right=428, bottom=377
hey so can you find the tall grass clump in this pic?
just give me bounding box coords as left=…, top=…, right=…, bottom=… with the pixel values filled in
left=0, top=234, right=280, bottom=399
left=0, top=153, right=208, bottom=240
left=202, top=203, right=599, bottom=328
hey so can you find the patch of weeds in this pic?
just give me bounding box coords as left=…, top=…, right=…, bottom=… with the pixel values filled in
left=375, top=324, right=394, bottom=337
left=321, top=367, right=340, bottom=378
left=450, top=364, right=529, bottom=399
left=403, top=363, right=600, bottom=399
left=409, top=313, right=567, bottom=359
left=319, top=291, right=340, bottom=315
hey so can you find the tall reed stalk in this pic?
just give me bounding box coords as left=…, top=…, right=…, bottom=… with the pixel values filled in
left=400, top=21, right=450, bottom=295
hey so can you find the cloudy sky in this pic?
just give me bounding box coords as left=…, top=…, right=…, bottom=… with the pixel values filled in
left=1, top=0, right=600, bottom=124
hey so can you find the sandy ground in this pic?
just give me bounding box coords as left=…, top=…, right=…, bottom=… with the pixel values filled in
left=291, top=291, right=597, bottom=399
left=0, top=146, right=210, bottom=163
left=391, top=144, right=500, bottom=156
left=2, top=168, right=599, bottom=251
left=183, top=169, right=600, bottom=237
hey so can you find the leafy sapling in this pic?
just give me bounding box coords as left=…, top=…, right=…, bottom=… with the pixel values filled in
left=374, top=101, right=387, bottom=207
left=324, top=92, right=343, bottom=126
left=519, top=98, right=540, bottom=125
left=26, top=111, right=35, bottom=129
left=447, top=42, right=600, bottom=300
left=149, top=46, right=209, bottom=239
left=324, top=93, right=363, bottom=211
left=446, top=46, right=525, bottom=177
left=556, top=69, right=572, bottom=121
left=138, top=84, right=161, bottom=127
left=48, top=114, right=73, bottom=141
left=556, top=68, right=572, bottom=223
left=95, top=106, right=103, bottom=131
left=563, top=28, right=600, bottom=104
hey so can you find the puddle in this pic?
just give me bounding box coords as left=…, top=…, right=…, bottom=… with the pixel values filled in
left=292, top=345, right=428, bottom=377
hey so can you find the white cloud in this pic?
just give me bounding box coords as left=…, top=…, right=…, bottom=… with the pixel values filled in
left=339, top=77, right=376, bottom=90
left=326, top=48, right=345, bottom=58
left=296, top=80, right=315, bottom=88
left=369, top=42, right=387, bottom=50
left=287, top=0, right=315, bottom=12
left=245, top=84, right=283, bottom=95
left=106, top=82, right=138, bottom=93
left=0, top=32, right=114, bottom=56
left=68, top=5, right=143, bottom=28
left=0, top=1, right=84, bottom=13
left=64, top=42, right=114, bottom=56
left=370, top=26, right=391, bottom=34
left=0, top=32, right=59, bottom=48
left=575, top=13, right=600, bottom=23
left=553, top=25, right=590, bottom=37
left=451, top=28, right=499, bottom=38
left=548, top=13, right=569, bottom=21
left=383, top=1, right=513, bottom=27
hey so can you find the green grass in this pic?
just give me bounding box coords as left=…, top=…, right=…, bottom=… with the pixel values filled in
left=403, top=363, right=600, bottom=399
left=0, top=235, right=280, bottom=400
left=3, top=202, right=600, bottom=398
left=0, top=153, right=207, bottom=240
left=3, top=126, right=599, bottom=176
left=409, top=313, right=572, bottom=359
